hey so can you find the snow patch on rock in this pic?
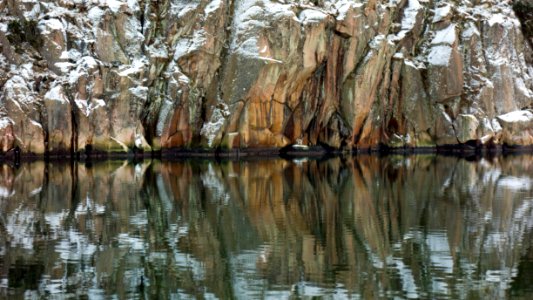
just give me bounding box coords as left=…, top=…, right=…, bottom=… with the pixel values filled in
left=200, top=104, right=229, bottom=147
left=431, top=24, right=456, bottom=45
left=497, top=110, right=533, bottom=124
left=433, top=4, right=451, bottom=23
left=428, top=45, right=452, bottom=66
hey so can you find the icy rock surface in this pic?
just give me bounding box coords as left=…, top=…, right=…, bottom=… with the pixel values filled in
left=0, top=0, right=532, bottom=154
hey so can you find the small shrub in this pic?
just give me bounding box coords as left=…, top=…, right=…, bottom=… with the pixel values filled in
left=513, top=1, right=533, bottom=41
left=6, top=19, right=43, bottom=49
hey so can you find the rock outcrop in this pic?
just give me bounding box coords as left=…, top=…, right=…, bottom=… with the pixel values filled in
left=0, top=0, right=532, bottom=155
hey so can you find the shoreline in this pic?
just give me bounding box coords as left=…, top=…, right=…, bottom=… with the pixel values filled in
left=1, top=144, right=533, bottom=163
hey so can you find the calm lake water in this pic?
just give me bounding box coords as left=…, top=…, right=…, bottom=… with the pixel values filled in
left=1, top=155, right=533, bottom=299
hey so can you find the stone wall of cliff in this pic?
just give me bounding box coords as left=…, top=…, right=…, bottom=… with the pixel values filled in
left=0, top=0, right=532, bottom=155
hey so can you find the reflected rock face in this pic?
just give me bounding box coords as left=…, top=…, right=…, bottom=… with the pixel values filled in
left=1, top=156, right=533, bottom=298
left=0, top=1, right=533, bottom=155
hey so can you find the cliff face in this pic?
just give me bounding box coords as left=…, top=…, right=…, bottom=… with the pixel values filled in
left=0, top=0, right=532, bottom=155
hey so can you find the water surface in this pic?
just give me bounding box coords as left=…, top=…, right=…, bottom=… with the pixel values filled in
left=1, top=155, right=533, bottom=299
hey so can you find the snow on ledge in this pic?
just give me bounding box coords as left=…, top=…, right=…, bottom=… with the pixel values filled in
left=427, top=45, right=452, bottom=67
left=497, top=110, right=533, bottom=124
left=299, top=9, right=327, bottom=25
left=431, top=24, right=456, bottom=45
left=432, top=4, right=451, bottom=23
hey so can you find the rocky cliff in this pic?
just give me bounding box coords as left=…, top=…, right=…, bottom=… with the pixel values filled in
left=0, top=0, right=532, bottom=156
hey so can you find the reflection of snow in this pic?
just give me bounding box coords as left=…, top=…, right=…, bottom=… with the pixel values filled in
left=117, top=233, right=146, bottom=253
left=75, top=195, right=106, bottom=216
left=201, top=163, right=230, bottom=204
left=485, top=268, right=515, bottom=284
left=0, top=186, right=14, bottom=197
left=426, top=232, right=454, bottom=274
left=129, top=211, right=148, bottom=226
left=393, top=258, right=419, bottom=298
left=44, top=211, right=68, bottom=239
left=497, top=176, right=532, bottom=190
left=292, top=158, right=308, bottom=167
left=6, top=207, right=36, bottom=250
left=56, top=230, right=97, bottom=261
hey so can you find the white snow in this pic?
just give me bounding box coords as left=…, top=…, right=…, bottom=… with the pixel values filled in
left=87, top=6, right=105, bottom=23
left=427, top=45, right=452, bottom=66
left=134, top=133, right=144, bottom=149
left=146, top=40, right=169, bottom=59
left=432, top=4, right=451, bottom=23
left=257, top=56, right=282, bottom=64
left=80, top=56, right=99, bottom=69
left=55, top=61, right=75, bottom=73
left=0, top=117, right=13, bottom=129
left=200, top=103, right=229, bottom=147
left=404, top=59, right=418, bottom=69
left=369, top=34, right=386, bottom=50
left=230, top=0, right=296, bottom=59
left=205, top=0, right=222, bottom=16
left=75, top=98, right=106, bottom=117
left=393, top=52, right=404, bottom=59
left=292, top=144, right=309, bottom=150
left=126, top=0, right=140, bottom=12
left=497, top=110, right=533, bottom=124
left=174, top=30, right=206, bottom=59
left=156, top=99, right=173, bottom=136
left=170, top=1, right=200, bottom=19
left=491, top=119, right=502, bottom=133
left=38, top=18, right=64, bottom=35
left=487, top=13, right=506, bottom=27
left=22, top=2, right=40, bottom=19
left=67, top=56, right=99, bottom=85
left=105, top=0, right=125, bottom=14
left=45, top=85, right=68, bottom=104
left=431, top=24, right=456, bottom=45
left=462, top=22, right=480, bottom=39
left=30, top=119, right=43, bottom=129
left=117, top=59, right=146, bottom=77
left=334, top=0, right=363, bottom=21
left=121, top=16, right=143, bottom=55
left=396, top=0, right=422, bottom=40
left=299, top=9, right=327, bottom=25
left=129, top=86, right=148, bottom=99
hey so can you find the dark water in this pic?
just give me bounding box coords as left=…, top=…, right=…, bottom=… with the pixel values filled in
left=1, top=155, right=533, bottom=299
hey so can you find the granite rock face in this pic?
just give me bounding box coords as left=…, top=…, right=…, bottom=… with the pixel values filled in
left=0, top=0, right=532, bottom=155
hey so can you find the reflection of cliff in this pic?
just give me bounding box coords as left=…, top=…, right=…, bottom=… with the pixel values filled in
left=1, top=156, right=533, bottom=298
left=1, top=0, right=533, bottom=154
